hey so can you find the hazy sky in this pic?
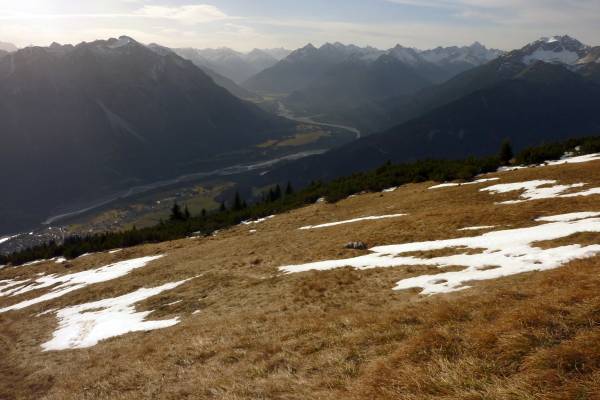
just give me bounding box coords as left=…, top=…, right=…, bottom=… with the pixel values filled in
left=0, top=0, right=598, bottom=51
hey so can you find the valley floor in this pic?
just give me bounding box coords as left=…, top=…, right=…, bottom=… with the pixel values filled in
left=2, top=158, right=600, bottom=399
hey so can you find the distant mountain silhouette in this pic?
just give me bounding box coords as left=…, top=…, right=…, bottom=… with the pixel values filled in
left=174, top=47, right=285, bottom=83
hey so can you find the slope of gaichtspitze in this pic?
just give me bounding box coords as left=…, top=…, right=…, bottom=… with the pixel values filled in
left=2, top=155, right=600, bottom=399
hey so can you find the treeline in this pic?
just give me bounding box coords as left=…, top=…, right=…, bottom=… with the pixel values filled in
left=515, top=136, right=600, bottom=165
left=1, top=135, right=598, bottom=266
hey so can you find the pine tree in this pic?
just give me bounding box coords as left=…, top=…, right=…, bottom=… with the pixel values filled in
left=219, top=201, right=226, bottom=212
left=184, top=205, right=191, bottom=220
left=499, top=139, right=514, bottom=165
left=170, top=203, right=184, bottom=221
left=201, top=208, right=207, bottom=218
left=274, top=184, right=282, bottom=200
left=268, top=188, right=276, bottom=202
left=233, top=191, right=244, bottom=211
left=285, top=181, right=294, bottom=196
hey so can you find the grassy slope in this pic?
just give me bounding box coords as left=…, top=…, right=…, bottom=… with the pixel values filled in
left=4, top=136, right=599, bottom=266
left=1, top=159, right=600, bottom=399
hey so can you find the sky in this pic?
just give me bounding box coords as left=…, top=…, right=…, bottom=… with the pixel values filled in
left=0, top=0, right=599, bottom=52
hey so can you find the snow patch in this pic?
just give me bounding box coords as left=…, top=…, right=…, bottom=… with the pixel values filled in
left=536, top=212, right=600, bottom=222
left=0, top=255, right=164, bottom=313
left=0, top=234, right=18, bottom=245
left=280, top=213, right=600, bottom=295
left=241, top=215, right=275, bottom=225
left=299, top=214, right=407, bottom=230
left=77, top=253, right=94, bottom=258
left=108, top=36, right=133, bottom=49
left=523, top=49, right=580, bottom=65
left=0, top=279, right=30, bottom=296
left=481, top=180, right=600, bottom=203
left=42, top=279, right=190, bottom=351
left=429, top=177, right=499, bottom=190
left=545, top=153, right=600, bottom=166
left=22, top=259, right=49, bottom=267
left=497, top=165, right=527, bottom=172
left=36, top=308, right=57, bottom=317
left=498, top=153, right=600, bottom=173
left=458, top=226, right=497, bottom=231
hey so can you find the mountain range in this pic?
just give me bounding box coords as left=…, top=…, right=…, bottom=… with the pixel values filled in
left=320, top=35, right=600, bottom=133
left=284, top=53, right=432, bottom=116
left=2, top=34, right=600, bottom=234
left=265, top=35, right=600, bottom=185
left=242, top=41, right=503, bottom=128
left=243, top=41, right=502, bottom=94
left=173, top=47, right=291, bottom=83
left=148, top=44, right=258, bottom=100
left=243, top=42, right=384, bottom=94
left=388, top=41, right=503, bottom=83
left=0, top=36, right=293, bottom=233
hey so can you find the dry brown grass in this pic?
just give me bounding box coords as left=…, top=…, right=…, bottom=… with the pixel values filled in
left=534, top=232, right=600, bottom=249
left=1, top=160, right=600, bottom=399
left=352, top=258, right=600, bottom=400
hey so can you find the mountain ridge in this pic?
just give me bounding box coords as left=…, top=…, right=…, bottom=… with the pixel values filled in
left=243, top=41, right=502, bottom=95
left=266, top=38, right=600, bottom=184
left=0, top=36, right=292, bottom=233
left=173, top=46, right=289, bottom=83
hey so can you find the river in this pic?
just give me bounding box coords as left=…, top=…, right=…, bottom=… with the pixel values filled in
left=277, top=102, right=361, bottom=139
left=43, top=149, right=327, bottom=225
left=44, top=104, right=361, bottom=226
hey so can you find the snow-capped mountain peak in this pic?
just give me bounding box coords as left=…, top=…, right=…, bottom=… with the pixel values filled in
left=419, top=42, right=503, bottom=66
left=388, top=45, right=422, bottom=65
left=108, top=36, right=135, bottom=49
left=520, top=35, right=590, bottom=65
left=284, top=43, right=318, bottom=62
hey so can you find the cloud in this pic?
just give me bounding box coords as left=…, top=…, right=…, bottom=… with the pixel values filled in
left=384, top=0, right=456, bottom=8
left=0, top=4, right=231, bottom=24
left=0, top=1, right=598, bottom=52
left=134, top=5, right=229, bottom=24
left=384, top=0, right=600, bottom=45
left=386, top=0, right=600, bottom=24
